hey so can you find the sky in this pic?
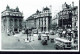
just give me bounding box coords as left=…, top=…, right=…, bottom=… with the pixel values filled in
left=0, top=0, right=79, bottom=20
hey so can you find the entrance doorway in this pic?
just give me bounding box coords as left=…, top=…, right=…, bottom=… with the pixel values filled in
left=14, top=28, right=18, bottom=33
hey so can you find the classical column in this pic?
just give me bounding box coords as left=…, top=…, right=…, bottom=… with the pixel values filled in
left=39, top=18, right=40, bottom=32
left=2, top=18, right=4, bottom=32
left=44, top=18, right=46, bottom=32
left=46, top=17, right=48, bottom=32
left=43, top=18, right=44, bottom=32
left=17, top=19, right=19, bottom=32
left=4, top=17, right=7, bottom=34
left=41, top=18, right=43, bottom=32
left=6, top=17, right=9, bottom=34
left=13, top=18, right=14, bottom=33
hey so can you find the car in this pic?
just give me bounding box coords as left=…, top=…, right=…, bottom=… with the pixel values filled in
left=49, top=31, right=54, bottom=35
left=7, top=33, right=10, bottom=36
left=22, top=30, right=25, bottom=34
left=32, top=29, right=38, bottom=34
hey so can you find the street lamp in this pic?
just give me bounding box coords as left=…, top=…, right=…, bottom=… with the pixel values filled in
left=24, top=27, right=29, bottom=42
left=27, top=27, right=29, bottom=40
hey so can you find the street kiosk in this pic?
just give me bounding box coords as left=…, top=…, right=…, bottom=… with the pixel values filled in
left=38, top=32, right=41, bottom=40
left=41, top=34, right=48, bottom=45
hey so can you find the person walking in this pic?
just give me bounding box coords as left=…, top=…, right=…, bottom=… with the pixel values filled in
left=25, top=29, right=28, bottom=40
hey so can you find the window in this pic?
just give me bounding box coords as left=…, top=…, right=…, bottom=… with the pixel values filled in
left=10, top=13, right=12, bottom=16
left=75, top=22, right=76, bottom=26
left=13, top=14, right=15, bottom=16
left=6, top=12, right=9, bottom=15
left=16, top=14, right=18, bottom=16
left=19, top=19, right=22, bottom=28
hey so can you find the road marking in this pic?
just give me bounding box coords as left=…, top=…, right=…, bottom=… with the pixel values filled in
left=29, top=43, right=35, bottom=50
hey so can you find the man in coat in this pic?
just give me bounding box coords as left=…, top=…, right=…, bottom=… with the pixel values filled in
left=25, top=29, right=28, bottom=40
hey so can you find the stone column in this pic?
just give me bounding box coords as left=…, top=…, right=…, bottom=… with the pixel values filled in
left=2, top=18, right=4, bottom=32
left=41, top=18, right=43, bottom=32
left=46, top=17, right=48, bottom=32
left=1, top=18, right=3, bottom=32
left=39, top=18, right=41, bottom=32
left=4, top=17, right=7, bottom=34
left=43, top=18, right=44, bottom=32
left=45, top=18, right=46, bottom=31
left=13, top=18, right=14, bottom=33
left=6, top=17, right=9, bottom=34
left=17, top=19, right=19, bottom=32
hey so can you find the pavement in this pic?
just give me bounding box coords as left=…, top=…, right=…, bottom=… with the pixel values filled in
left=2, top=32, right=56, bottom=50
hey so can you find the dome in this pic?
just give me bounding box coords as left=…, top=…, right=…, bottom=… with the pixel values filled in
left=6, top=5, right=10, bottom=10
left=16, top=7, right=19, bottom=12
left=36, top=9, right=40, bottom=14
left=6, top=5, right=9, bottom=9
left=43, top=7, right=50, bottom=10
left=36, top=9, right=39, bottom=13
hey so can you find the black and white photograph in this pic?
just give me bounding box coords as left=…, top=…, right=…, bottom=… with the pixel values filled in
left=0, top=0, right=79, bottom=52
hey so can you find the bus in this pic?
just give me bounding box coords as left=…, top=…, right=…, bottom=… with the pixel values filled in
left=54, top=37, right=71, bottom=50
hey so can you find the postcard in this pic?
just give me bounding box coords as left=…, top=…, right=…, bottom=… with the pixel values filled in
left=0, top=0, right=79, bottom=52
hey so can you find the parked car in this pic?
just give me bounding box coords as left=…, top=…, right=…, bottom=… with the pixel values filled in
left=7, top=33, right=10, bottom=36
left=33, top=29, right=38, bottom=34
left=38, top=34, right=41, bottom=40
left=50, top=31, right=54, bottom=35
left=55, top=43, right=64, bottom=50
left=21, top=30, right=25, bottom=34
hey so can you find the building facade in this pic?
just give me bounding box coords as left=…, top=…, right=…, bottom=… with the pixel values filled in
left=52, top=14, right=59, bottom=27
left=26, top=7, right=52, bottom=33
left=71, top=2, right=78, bottom=31
left=56, top=2, right=78, bottom=43
left=58, top=2, right=78, bottom=30
left=1, top=5, right=23, bottom=35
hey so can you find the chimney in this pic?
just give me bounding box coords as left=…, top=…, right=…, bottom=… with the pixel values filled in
left=49, top=5, right=52, bottom=12
left=62, top=4, right=64, bottom=9
left=69, top=4, right=71, bottom=8
left=72, top=2, right=74, bottom=7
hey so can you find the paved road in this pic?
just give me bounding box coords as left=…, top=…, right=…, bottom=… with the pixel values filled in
left=2, top=33, right=56, bottom=50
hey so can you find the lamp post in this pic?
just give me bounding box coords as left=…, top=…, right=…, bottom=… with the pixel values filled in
left=45, top=31, right=49, bottom=40
left=24, top=27, right=30, bottom=42
left=62, top=17, right=63, bottom=28
left=26, top=27, right=29, bottom=40
left=26, top=27, right=29, bottom=41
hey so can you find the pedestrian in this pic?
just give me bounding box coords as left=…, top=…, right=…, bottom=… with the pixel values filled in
left=25, top=29, right=28, bottom=40
left=18, top=39, right=20, bottom=42
left=32, top=31, right=34, bottom=41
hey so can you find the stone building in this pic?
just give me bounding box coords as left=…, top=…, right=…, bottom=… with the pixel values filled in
left=1, top=5, right=23, bottom=35
left=71, top=2, right=78, bottom=43
left=26, top=6, right=52, bottom=33
left=58, top=2, right=78, bottom=30
left=56, top=2, right=78, bottom=43
left=52, top=14, right=59, bottom=26
left=71, top=2, right=78, bottom=31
